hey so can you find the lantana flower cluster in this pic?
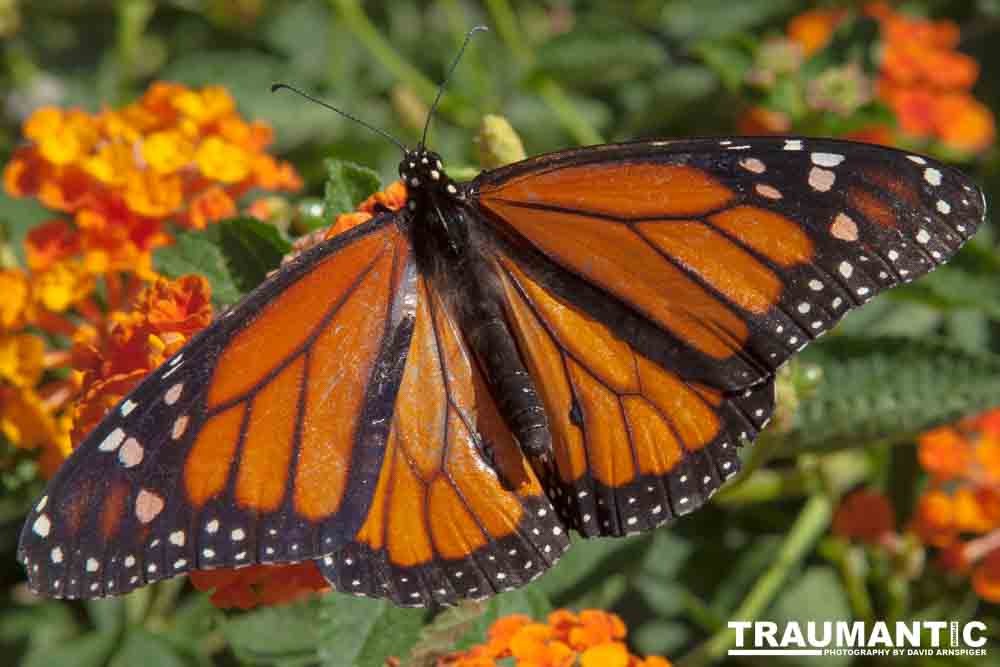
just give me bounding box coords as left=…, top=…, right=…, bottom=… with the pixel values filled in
left=741, top=3, right=994, bottom=155
left=0, top=82, right=300, bottom=477
left=833, top=408, right=1000, bottom=603
left=443, top=609, right=672, bottom=667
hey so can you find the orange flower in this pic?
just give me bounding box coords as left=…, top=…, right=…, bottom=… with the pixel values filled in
left=933, top=93, right=996, bottom=154
left=833, top=489, right=896, bottom=544
left=187, top=186, right=237, bottom=230
left=918, top=427, right=973, bottom=481
left=0, top=334, right=46, bottom=388
left=0, top=270, right=32, bottom=330
left=189, top=562, right=329, bottom=609
left=736, top=107, right=791, bottom=135
left=913, top=488, right=956, bottom=547
left=971, top=549, right=1000, bottom=603
left=446, top=610, right=670, bottom=667
left=787, top=9, right=846, bottom=56
left=25, top=220, right=81, bottom=272
left=325, top=180, right=408, bottom=240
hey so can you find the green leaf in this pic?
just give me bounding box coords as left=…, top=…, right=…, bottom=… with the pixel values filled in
left=407, top=603, right=491, bottom=667
left=893, top=265, right=1000, bottom=321
left=632, top=620, right=691, bottom=657
left=153, top=232, right=243, bottom=307
left=0, top=191, right=49, bottom=266
left=22, top=632, right=118, bottom=667
left=530, top=533, right=651, bottom=605
left=84, top=598, right=125, bottom=635
left=224, top=600, right=324, bottom=667
left=324, top=159, right=382, bottom=219
left=215, top=218, right=292, bottom=294
left=109, top=629, right=187, bottom=667
left=315, top=596, right=426, bottom=667
left=785, top=336, right=1000, bottom=452
left=660, top=0, right=799, bottom=41
left=534, top=27, right=664, bottom=87
left=766, top=567, right=852, bottom=667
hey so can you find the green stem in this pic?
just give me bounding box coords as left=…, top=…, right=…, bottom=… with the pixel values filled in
left=679, top=494, right=834, bottom=667
left=538, top=80, right=604, bottom=146
left=483, top=0, right=603, bottom=145
left=484, top=0, right=530, bottom=64
left=330, top=0, right=476, bottom=128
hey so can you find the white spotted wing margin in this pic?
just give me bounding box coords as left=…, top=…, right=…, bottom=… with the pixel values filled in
left=17, top=213, right=417, bottom=599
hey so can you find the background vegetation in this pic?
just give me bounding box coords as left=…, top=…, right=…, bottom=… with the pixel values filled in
left=2, top=1, right=1000, bottom=665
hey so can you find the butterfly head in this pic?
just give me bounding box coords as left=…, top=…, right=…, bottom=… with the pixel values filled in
left=399, top=148, right=456, bottom=200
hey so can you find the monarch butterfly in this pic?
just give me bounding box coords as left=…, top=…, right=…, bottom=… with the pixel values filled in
left=18, top=34, right=988, bottom=609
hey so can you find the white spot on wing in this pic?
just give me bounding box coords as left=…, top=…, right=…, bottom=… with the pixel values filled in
left=99, top=428, right=126, bottom=452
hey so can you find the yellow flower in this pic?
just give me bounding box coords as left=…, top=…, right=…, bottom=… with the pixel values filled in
left=33, top=260, right=94, bottom=312
left=195, top=136, right=251, bottom=183
left=173, top=85, right=235, bottom=124
left=0, top=269, right=31, bottom=329
left=142, top=130, right=196, bottom=174
left=0, top=334, right=45, bottom=387
left=123, top=170, right=183, bottom=217
left=83, top=140, right=135, bottom=186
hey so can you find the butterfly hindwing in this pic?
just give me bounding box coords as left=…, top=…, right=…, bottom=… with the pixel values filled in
left=315, top=276, right=569, bottom=606
left=18, top=215, right=415, bottom=598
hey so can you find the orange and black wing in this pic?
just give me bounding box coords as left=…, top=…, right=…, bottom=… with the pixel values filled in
left=473, top=137, right=987, bottom=535
left=316, top=276, right=569, bottom=607
left=18, top=214, right=416, bottom=598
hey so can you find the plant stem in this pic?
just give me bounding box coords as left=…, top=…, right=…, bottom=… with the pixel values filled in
left=330, top=0, right=476, bottom=128
left=483, top=0, right=603, bottom=145
left=678, top=494, right=834, bottom=667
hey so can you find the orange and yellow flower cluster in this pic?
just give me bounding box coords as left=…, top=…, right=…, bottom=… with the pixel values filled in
left=744, top=3, right=994, bottom=155
left=444, top=609, right=671, bottom=667
left=0, top=82, right=301, bottom=477
left=833, top=407, right=1000, bottom=603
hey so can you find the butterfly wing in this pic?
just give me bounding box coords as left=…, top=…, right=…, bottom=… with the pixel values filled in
left=472, top=137, right=986, bottom=535
left=315, top=275, right=569, bottom=607
left=19, top=214, right=417, bottom=598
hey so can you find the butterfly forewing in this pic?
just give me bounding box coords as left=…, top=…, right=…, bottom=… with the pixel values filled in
left=18, top=215, right=415, bottom=598
left=473, top=137, right=986, bottom=536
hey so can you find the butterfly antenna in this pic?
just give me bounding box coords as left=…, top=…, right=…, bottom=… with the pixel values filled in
left=270, top=83, right=407, bottom=152
left=420, top=24, right=489, bottom=148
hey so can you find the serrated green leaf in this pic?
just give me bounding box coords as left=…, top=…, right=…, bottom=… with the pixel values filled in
left=785, top=337, right=1000, bottom=452
left=153, top=232, right=243, bottom=307
left=315, top=596, right=425, bottom=667
left=324, top=160, right=382, bottom=219
left=109, top=629, right=187, bottom=667
left=215, top=218, right=291, bottom=293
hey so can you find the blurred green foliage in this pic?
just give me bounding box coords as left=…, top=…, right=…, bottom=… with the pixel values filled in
left=3, top=1, right=1000, bottom=666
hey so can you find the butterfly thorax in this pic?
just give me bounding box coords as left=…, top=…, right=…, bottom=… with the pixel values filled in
left=399, top=147, right=461, bottom=204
